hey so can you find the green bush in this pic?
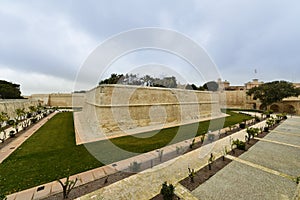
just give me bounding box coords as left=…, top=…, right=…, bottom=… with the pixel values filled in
left=161, top=182, right=175, bottom=200
left=246, top=127, right=259, bottom=139
left=232, top=139, right=246, bottom=150
left=0, top=194, right=7, bottom=200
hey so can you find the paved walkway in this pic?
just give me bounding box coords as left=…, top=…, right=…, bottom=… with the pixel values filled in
left=0, top=112, right=57, bottom=164
left=5, top=114, right=261, bottom=200
left=192, top=116, right=300, bottom=200
left=75, top=120, right=268, bottom=200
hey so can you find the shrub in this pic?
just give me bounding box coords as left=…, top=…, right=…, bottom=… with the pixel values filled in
left=246, top=127, right=259, bottom=139
left=266, top=117, right=275, bottom=127
left=232, top=139, right=246, bottom=150
left=0, top=194, right=7, bottom=200
left=161, top=182, right=175, bottom=200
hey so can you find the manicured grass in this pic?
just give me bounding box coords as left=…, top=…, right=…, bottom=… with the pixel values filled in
left=0, top=112, right=102, bottom=195
left=86, top=110, right=253, bottom=165
left=0, top=110, right=252, bottom=195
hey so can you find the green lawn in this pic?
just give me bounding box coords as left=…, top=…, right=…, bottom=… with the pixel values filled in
left=0, top=112, right=102, bottom=195
left=0, top=110, right=252, bottom=195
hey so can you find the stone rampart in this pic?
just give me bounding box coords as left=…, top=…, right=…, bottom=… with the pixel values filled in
left=0, top=99, right=39, bottom=118
left=75, top=84, right=224, bottom=142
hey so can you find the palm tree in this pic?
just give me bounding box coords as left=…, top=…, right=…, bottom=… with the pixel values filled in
left=0, top=112, right=9, bottom=143
left=15, top=108, right=25, bottom=121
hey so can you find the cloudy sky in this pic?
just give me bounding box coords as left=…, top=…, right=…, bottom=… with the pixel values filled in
left=1, top=0, right=300, bottom=95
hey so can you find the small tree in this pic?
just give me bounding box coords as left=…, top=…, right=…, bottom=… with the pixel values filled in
left=247, top=80, right=300, bottom=110
left=188, top=167, right=195, bottom=183
left=0, top=112, right=9, bottom=143
left=200, top=135, right=205, bottom=143
left=203, top=81, right=219, bottom=91
left=57, top=175, right=78, bottom=199
left=189, top=138, right=195, bottom=149
left=160, top=182, right=175, bottom=200
left=208, top=153, right=215, bottom=170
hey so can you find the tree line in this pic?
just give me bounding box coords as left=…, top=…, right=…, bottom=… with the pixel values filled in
left=99, top=73, right=219, bottom=91
left=0, top=80, right=23, bottom=99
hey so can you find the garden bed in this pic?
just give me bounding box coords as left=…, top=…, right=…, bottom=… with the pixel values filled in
left=179, top=127, right=275, bottom=192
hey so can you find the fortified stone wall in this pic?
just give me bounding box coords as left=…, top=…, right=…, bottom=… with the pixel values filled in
left=30, top=94, right=49, bottom=105
left=75, top=84, right=224, bottom=142
left=222, top=90, right=247, bottom=108
left=48, top=94, right=72, bottom=107
left=0, top=99, right=39, bottom=118
left=28, top=93, right=85, bottom=108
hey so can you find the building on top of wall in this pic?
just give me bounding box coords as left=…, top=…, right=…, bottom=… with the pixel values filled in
left=245, top=79, right=264, bottom=90
left=217, top=78, right=245, bottom=91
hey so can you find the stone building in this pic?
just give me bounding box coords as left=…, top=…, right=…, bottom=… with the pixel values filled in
left=218, top=79, right=300, bottom=114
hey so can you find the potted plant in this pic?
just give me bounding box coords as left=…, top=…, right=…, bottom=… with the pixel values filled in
left=239, top=122, right=246, bottom=129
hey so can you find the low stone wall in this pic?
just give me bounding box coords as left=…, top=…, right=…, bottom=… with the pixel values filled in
left=0, top=99, right=39, bottom=118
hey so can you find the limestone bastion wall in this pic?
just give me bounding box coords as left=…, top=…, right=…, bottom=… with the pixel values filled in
left=29, top=93, right=85, bottom=108
left=78, top=84, right=223, bottom=138
left=0, top=99, right=39, bottom=118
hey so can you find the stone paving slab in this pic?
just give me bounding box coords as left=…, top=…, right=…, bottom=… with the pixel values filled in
left=50, top=181, right=64, bottom=195
left=264, top=132, right=300, bottom=147
left=175, top=184, right=199, bottom=200
left=191, top=161, right=296, bottom=200
left=14, top=188, right=35, bottom=200
left=32, top=184, right=51, bottom=200
left=6, top=193, right=16, bottom=200
left=78, top=171, right=95, bottom=185
left=91, top=168, right=106, bottom=180
left=240, top=140, right=300, bottom=177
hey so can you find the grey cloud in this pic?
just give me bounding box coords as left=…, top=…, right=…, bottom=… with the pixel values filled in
left=1, top=0, right=300, bottom=94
